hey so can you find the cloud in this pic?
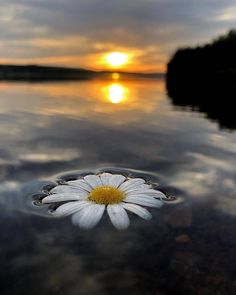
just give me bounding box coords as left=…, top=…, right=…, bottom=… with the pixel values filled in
left=0, top=0, right=236, bottom=70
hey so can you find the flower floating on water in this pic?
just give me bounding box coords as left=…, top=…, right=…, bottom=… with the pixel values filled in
left=42, top=173, right=166, bottom=230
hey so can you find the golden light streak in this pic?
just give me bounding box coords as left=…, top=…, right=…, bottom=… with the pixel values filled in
left=108, top=84, right=126, bottom=104
left=112, top=72, right=120, bottom=80
left=103, top=83, right=128, bottom=104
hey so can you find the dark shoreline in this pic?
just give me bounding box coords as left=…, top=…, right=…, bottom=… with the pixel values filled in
left=0, top=64, right=164, bottom=81
left=166, top=29, right=236, bottom=130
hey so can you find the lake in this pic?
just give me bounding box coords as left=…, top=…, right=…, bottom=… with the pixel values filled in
left=0, top=78, right=236, bottom=295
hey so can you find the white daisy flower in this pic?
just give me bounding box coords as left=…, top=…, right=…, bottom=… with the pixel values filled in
left=42, top=173, right=166, bottom=230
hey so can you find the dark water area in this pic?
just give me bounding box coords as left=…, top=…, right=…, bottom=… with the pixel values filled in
left=0, top=79, right=236, bottom=295
left=166, top=78, right=236, bottom=130
left=166, top=63, right=236, bottom=130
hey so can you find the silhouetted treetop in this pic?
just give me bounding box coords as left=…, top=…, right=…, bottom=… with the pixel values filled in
left=166, top=29, right=236, bottom=130
left=168, top=29, right=236, bottom=75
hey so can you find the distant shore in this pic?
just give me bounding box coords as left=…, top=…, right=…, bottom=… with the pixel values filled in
left=0, top=64, right=164, bottom=81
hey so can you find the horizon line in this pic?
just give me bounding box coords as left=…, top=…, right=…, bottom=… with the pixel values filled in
left=0, top=63, right=165, bottom=75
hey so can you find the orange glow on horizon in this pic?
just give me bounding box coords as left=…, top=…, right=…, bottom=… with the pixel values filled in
left=0, top=49, right=166, bottom=73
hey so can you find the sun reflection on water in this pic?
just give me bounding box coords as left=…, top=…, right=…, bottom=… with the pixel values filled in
left=107, top=83, right=128, bottom=104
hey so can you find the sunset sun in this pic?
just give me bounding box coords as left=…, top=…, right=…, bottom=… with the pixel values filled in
left=105, top=52, right=129, bottom=68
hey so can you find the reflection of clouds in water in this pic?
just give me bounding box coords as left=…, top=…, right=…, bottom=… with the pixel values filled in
left=0, top=181, right=25, bottom=213
left=216, top=178, right=236, bottom=217
left=0, top=130, right=81, bottom=180
left=1, top=80, right=236, bottom=294
left=0, top=181, right=20, bottom=193
left=208, top=133, right=236, bottom=154
left=171, top=170, right=218, bottom=196
left=188, top=153, right=235, bottom=172
left=170, top=152, right=236, bottom=197
left=19, top=149, right=80, bottom=163
left=0, top=80, right=236, bottom=219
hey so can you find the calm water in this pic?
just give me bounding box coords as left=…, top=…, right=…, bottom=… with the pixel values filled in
left=1, top=79, right=236, bottom=295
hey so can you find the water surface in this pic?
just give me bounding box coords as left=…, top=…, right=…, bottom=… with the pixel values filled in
left=0, top=79, right=236, bottom=295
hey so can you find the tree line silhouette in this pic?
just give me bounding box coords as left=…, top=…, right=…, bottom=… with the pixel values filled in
left=166, top=29, right=236, bottom=129
left=0, top=65, right=161, bottom=81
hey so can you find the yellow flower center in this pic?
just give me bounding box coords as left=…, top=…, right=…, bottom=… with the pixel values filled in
left=89, top=186, right=124, bottom=205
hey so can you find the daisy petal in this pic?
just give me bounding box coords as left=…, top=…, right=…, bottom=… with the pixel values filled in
left=126, top=188, right=165, bottom=199
left=52, top=201, right=91, bottom=217
left=124, top=183, right=152, bottom=193
left=100, top=173, right=113, bottom=185
left=119, top=178, right=145, bottom=192
left=67, top=179, right=92, bottom=192
left=71, top=204, right=105, bottom=229
left=84, top=175, right=102, bottom=188
left=122, top=203, right=152, bottom=220
left=139, top=183, right=152, bottom=189
left=108, top=174, right=126, bottom=188
left=42, top=193, right=86, bottom=203
left=50, top=185, right=88, bottom=196
left=107, top=204, right=130, bottom=230
left=125, top=195, right=163, bottom=208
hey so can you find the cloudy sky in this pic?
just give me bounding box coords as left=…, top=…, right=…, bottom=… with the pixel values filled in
left=0, top=0, right=236, bottom=72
